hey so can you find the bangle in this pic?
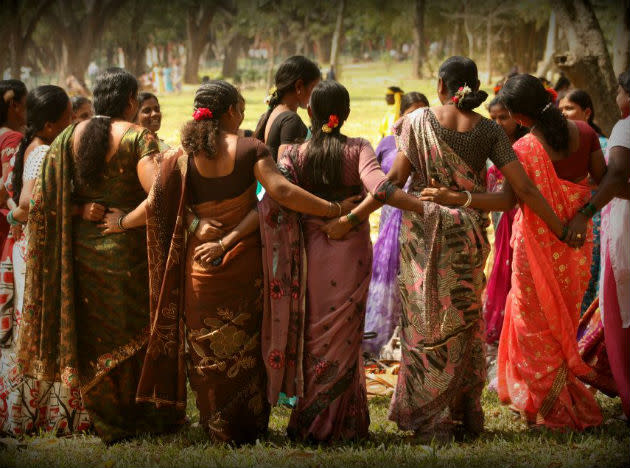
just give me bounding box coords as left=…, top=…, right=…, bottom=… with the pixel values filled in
left=346, top=211, right=361, bottom=227
left=188, top=216, right=200, bottom=235
left=578, top=202, right=597, bottom=219
left=117, top=214, right=128, bottom=231
left=219, top=238, right=226, bottom=253
left=335, top=202, right=342, bottom=217
left=327, top=201, right=334, bottom=218
left=7, top=210, right=18, bottom=226
left=462, top=190, right=472, bottom=208
left=558, top=225, right=568, bottom=241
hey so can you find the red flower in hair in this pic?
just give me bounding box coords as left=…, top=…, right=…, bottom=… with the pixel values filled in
left=452, top=96, right=459, bottom=104
left=193, top=107, right=213, bottom=121
left=328, top=114, right=339, bottom=128
left=546, top=87, right=558, bottom=104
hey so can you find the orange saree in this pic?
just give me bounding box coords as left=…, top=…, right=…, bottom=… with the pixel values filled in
left=497, top=134, right=602, bottom=430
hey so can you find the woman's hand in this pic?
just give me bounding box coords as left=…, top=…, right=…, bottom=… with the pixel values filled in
left=98, top=208, right=126, bottom=235
left=193, top=241, right=224, bottom=264
left=81, top=202, right=106, bottom=222
left=321, top=216, right=353, bottom=240
left=338, top=195, right=363, bottom=216
left=420, top=179, right=464, bottom=207
left=195, top=218, right=224, bottom=242
left=564, top=212, right=588, bottom=248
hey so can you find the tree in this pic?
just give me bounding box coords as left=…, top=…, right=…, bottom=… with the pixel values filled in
left=4, top=0, right=54, bottom=79
left=329, top=0, right=345, bottom=71
left=613, top=0, right=630, bottom=76
left=184, top=0, right=236, bottom=83
left=46, top=0, right=129, bottom=83
left=536, top=10, right=557, bottom=78
left=411, top=0, right=425, bottom=78
left=552, top=0, right=618, bottom=135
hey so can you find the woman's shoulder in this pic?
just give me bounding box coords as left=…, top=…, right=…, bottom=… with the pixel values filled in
left=346, top=137, right=373, bottom=152
left=239, top=135, right=271, bottom=159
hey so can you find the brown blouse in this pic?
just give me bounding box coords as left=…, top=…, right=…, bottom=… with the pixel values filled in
left=188, top=137, right=270, bottom=202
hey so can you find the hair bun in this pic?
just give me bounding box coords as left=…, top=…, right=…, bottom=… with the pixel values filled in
left=457, top=89, right=488, bottom=111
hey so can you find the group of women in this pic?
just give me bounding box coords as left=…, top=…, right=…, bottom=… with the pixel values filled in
left=0, top=53, right=627, bottom=445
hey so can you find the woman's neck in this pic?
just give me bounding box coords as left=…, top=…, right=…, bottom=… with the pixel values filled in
left=279, top=97, right=299, bottom=113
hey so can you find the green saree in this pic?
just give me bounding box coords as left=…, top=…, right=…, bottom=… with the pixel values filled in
left=18, top=124, right=183, bottom=442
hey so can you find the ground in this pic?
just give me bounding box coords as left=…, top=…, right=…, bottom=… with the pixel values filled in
left=1, top=62, right=628, bottom=467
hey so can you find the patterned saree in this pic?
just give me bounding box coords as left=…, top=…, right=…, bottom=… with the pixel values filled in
left=18, top=125, right=183, bottom=442
left=497, top=134, right=602, bottom=430
left=136, top=150, right=270, bottom=444
left=388, top=109, right=490, bottom=434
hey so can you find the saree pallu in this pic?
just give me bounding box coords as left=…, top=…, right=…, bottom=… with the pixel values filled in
left=260, top=148, right=370, bottom=442
left=388, top=109, right=489, bottom=433
left=497, top=134, right=602, bottom=430
left=18, top=125, right=182, bottom=443
left=185, top=186, right=270, bottom=444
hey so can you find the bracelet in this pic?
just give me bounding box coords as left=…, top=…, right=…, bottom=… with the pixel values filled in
left=558, top=225, right=568, bottom=241
left=117, top=214, right=128, bottom=231
left=335, top=202, right=342, bottom=217
left=6, top=210, right=18, bottom=226
left=578, top=202, right=597, bottom=219
left=218, top=238, right=226, bottom=253
left=188, top=216, right=200, bottom=235
left=462, top=190, right=472, bottom=208
left=346, top=211, right=361, bottom=227
left=327, top=201, right=334, bottom=218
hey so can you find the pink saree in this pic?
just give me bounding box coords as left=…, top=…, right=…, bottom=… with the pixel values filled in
left=497, top=134, right=602, bottom=430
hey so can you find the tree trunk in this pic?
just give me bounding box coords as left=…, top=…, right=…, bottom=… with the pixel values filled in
left=463, top=2, right=474, bottom=59
left=485, top=14, right=492, bottom=84
left=553, top=0, right=618, bottom=136
left=185, top=41, right=204, bottom=84
left=536, top=10, right=557, bottom=78
left=329, top=0, right=345, bottom=68
left=412, top=0, right=425, bottom=78
left=613, top=0, right=630, bottom=76
left=221, top=34, right=241, bottom=78
left=315, top=35, right=332, bottom=64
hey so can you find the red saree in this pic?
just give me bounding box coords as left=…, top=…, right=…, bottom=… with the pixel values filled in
left=497, top=134, right=602, bottom=430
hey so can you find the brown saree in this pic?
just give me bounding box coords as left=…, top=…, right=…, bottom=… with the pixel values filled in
left=137, top=150, right=270, bottom=444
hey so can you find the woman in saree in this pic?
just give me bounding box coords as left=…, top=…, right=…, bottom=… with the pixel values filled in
left=1, top=86, right=93, bottom=435
left=364, top=92, right=429, bottom=355
left=566, top=70, right=630, bottom=420
left=132, top=80, right=361, bottom=444
left=18, top=68, right=182, bottom=444
left=262, top=80, right=427, bottom=442
left=326, top=57, right=577, bottom=441
left=422, top=73, right=607, bottom=431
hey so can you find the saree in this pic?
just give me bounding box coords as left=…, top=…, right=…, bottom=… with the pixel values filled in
left=18, top=124, right=182, bottom=443
left=497, top=134, right=602, bottom=430
left=388, top=109, right=489, bottom=434
left=259, top=144, right=371, bottom=441
left=137, top=150, right=269, bottom=444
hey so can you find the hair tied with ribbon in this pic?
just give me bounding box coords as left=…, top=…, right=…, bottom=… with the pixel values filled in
left=193, top=107, right=213, bottom=121
left=321, top=114, right=339, bottom=133
left=451, top=84, right=472, bottom=107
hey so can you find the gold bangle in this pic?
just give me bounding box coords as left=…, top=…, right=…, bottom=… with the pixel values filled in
left=219, top=238, right=226, bottom=253
left=335, top=202, right=342, bottom=217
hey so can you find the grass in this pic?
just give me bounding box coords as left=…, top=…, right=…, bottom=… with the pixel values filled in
left=1, top=61, right=628, bottom=467
left=0, top=390, right=627, bottom=467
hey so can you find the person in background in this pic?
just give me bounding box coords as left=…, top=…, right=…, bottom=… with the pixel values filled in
left=363, top=91, right=429, bottom=356
left=0, top=85, right=91, bottom=435
left=566, top=70, right=630, bottom=422
left=135, top=92, right=169, bottom=152
left=71, top=96, right=94, bottom=123
left=379, top=86, right=404, bottom=139
left=554, top=73, right=571, bottom=94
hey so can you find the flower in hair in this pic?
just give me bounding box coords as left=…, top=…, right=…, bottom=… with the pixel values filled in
left=321, top=114, right=339, bottom=133
left=451, top=84, right=472, bottom=108
left=545, top=87, right=558, bottom=104
left=193, top=107, right=213, bottom=121
left=2, top=89, right=15, bottom=103
left=264, top=86, right=278, bottom=106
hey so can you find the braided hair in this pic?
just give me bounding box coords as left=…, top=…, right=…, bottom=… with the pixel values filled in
left=12, top=85, right=69, bottom=203
left=254, top=56, right=321, bottom=140
left=499, top=73, right=569, bottom=152
left=180, top=80, right=240, bottom=158
left=299, top=80, right=349, bottom=188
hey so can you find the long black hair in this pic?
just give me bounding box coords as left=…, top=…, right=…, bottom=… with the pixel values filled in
left=619, top=70, right=630, bottom=94
left=254, top=55, right=321, bottom=140
left=75, top=67, right=138, bottom=188
left=499, top=73, right=569, bottom=152
left=299, top=80, right=349, bottom=189
left=0, top=79, right=27, bottom=127
left=12, top=85, right=69, bottom=203
left=438, top=56, right=488, bottom=111
left=180, top=80, right=240, bottom=158
left=563, top=89, right=603, bottom=136
left=400, top=92, right=430, bottom=114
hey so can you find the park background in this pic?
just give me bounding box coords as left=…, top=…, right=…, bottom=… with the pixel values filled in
left=1, top=0, right=630, bottom=466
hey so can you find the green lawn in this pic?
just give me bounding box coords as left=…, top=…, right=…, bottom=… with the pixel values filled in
left=1, top=391, right=627, bottom=467
left=1, top=61, right=628, bottom=467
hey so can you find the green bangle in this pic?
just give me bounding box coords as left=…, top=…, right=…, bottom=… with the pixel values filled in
left=346, top=211, right=361, bottom=227
left=7, top=210, right=21, bottom=226
left=578, top=202, right=597, bottom=219
left=188, top=216, right=200, bottom=235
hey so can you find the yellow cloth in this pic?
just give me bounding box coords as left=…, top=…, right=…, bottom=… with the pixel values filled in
left=379, top=92, right=402, bottom=138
